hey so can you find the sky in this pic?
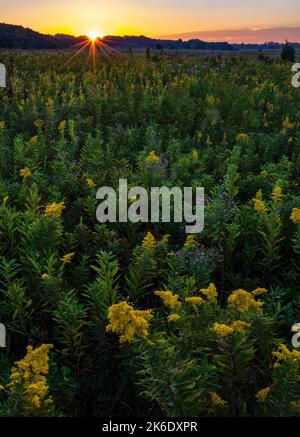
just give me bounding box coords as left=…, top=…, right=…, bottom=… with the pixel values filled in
left=1, top=0, right=300, bottom=42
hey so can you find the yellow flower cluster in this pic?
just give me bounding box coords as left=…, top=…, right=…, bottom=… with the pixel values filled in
left=146, top=150, right=160, bottom=164
left=272, top=343, right=300, bottom=368
left=44, top=202, right=65, bottom=219
left=60, top=252, right=75, bottom=265
left=106, top=301, right=153, bottom=343
left=206, top=94, right=216, bottom=105
left=256, top=387, right=271, bottom=403
left=200, top=283, right=218, bottom=303
left=253, top=199, right=267, bottom=214
left=252, top=287, right=268, bottom=296
left=41, top=273, right=49, bottom=280
left=154, top=290, right=181, bottom=309
left=34, top=119, right=45, bottom=129
left=58, top=120, right=67, bottom=132
left=271, top=186, right=283, bottom=201
left=252, top=189, right=269, bottom=213
left=231, top=320, right=252, bottom=332
left=185, top=297, right=204, bottom=305
left=210, top=392, right=228, bottom=408
left=282, top=116, right=294, bottom=131
left=206, top=135, right=212, bottom=145
left=290, top=208, right=300, bottom=225
left=184, top=234, right=197, bottom=249
left=142, top=232, right=156, bottom=249
left=29, top=135, right=38, bottom=145
left=0, top=121, right=5, bottom=130
left=167, top=313, right=181, bottom=322
left=212, top=320, right=251, bottom=337
left=8, top=344, right=53, bottom=413
left=228, top=289, right=263, bottom=313
left=192, top=150, right=199, bottom=159
left=236, top=133, right=250, bottom=143
left=212, top=323, right=233, bottom=337
left=20, top=167, right=32, bottom=178
left=85, top=178, right=96, bottom=188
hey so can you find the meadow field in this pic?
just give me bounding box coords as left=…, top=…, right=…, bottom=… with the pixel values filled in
left=0, top=51, right=300, bottom=417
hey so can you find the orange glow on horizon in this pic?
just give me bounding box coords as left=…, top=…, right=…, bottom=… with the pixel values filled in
left=2, top=0, right=300, bottom=44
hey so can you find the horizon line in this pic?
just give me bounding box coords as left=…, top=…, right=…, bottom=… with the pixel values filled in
left=2, top=22, right=300, bottom=44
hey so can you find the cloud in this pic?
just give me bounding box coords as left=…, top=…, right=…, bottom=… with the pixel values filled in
left=159, top=27, right=300, bottom=43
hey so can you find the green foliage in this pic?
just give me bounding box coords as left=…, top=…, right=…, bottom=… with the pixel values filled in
left=0, top=51, right=300, bottom=417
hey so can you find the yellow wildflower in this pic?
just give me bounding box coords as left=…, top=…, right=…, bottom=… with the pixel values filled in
left=206, top=135, right=212, bottom=145
left=253, top=199, right=267, bottom=214
left=154, top=290, right=181, bottom=309
left=20, top=167, right=32, bottom=178
left=184, top=234, right=197, bottom=249
left=8, top=344, right=53, bottom=414
left=34, top=119, right=44, bottom=129
left=58, top=120, right=67, bottom=133
left=271, top=186, right=283, bottom=201
left=162, top=234, right=170, bottom=243
left=211, top=392, right=228, bottom=408
left=85, top=178, right=96, bottom=188
left=60, top=252, right=75, bottom=265
left=228, top=289, right=263, bottom=313
left=282, top=116, right=294, bottom=131
left=231, top=320, right=251, bottom=333
left=46, top=97, right=54, bottom=113
left=106, top=301, right=153, bottom=343
left=29, top=136, right=38, bottom=145
left=192, top=150, right=199, bottom=159
left=212, top=323, right=233, bottom=337
left=200, top=283, right=217, bottom=303
left=290, top=208, right=300, bottom=225
left=41, top=273, right=49, bottom=280
left=256, top=387, right=271, bottom=403
left=146, top=150, right=160, bottom=164
left=185, top=297, right=204, bottom=305
left=32, top=395, right=41, bottom=409
left=167, top=314, right=181, bottom=322
left=252, top=287, right=268, bottom=296
left=142, top=232, right=156, bottom=249
left=0, top=121, right=5, bottom=130
left=206, top=94, right=216, bottom=105
left=236, top=133, right=250, bottom=143
left=44, top=202, right=65, bottom=219
left=273, top=343, right=300, bottom=368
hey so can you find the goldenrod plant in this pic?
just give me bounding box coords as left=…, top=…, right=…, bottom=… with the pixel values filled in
left=0, top=53, right=300, bottom=416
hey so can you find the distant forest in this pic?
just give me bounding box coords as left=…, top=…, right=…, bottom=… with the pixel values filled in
left=0, top=22, right=298, bottom=50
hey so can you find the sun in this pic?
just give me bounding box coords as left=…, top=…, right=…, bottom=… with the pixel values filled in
left=87, top=31, right=99, bottom=42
